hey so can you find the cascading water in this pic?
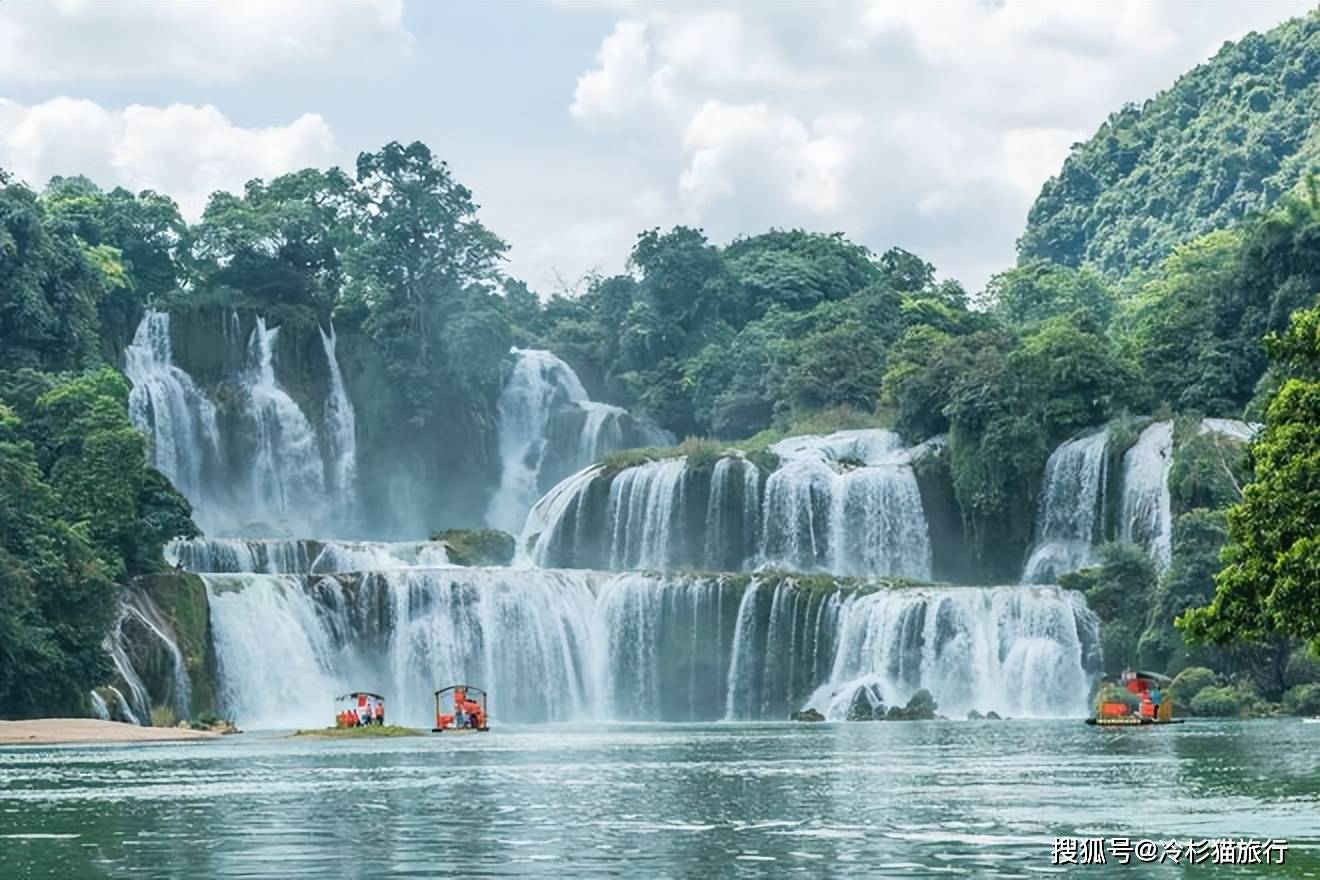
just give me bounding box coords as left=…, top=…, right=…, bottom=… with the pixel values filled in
left=705, top=456, right=762, bottom=572
left=103, top=587, right=193, bottom=724
left=319, top=322, right=358, bottom=506
left=181, top=546, right=1102, bottom=728
left=606, top=458, right=689, bottom=570
left=1022, top=429, right=1110, bottom=584
left=759, top=430, right=932, bottom=579
left=124, top=310, right=361, bottom=537
left=124, top=310, right=223, bottom=504
left=246, top=316, right=328, bottom=528
left=1119, top=421, right=1174, bottom=570
left=487, top=349, right=661, bottom=534
left=804, top=586, right=1100, bottom=720
left=522, top=431, right=931, bottom=578
left=167, top=537, right=450, bottom=574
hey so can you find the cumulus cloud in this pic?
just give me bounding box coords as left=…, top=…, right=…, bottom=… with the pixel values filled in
left=564, top=1, right=1312, bottom=291
left=0, top=98, right=339, bottom=218
left=0, top=1, right=411, bottom=83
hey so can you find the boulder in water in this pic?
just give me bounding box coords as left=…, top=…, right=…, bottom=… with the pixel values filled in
left=967, top=709, right=983, bottom=720
left=886, top=689, right=938, bottom=721
left=985, top=710, right=1002, bottom=721
left=790, top=708, right=826, bottom=723
left=846, top=683, right=887, bottom=721
left=431, top=529, right=516, bottom=566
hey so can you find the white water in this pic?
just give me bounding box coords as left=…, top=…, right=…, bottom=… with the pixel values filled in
left=607, top=459, right=690, bottom=570
left=1119, top=421, right=1174, bottom=570
left=804, top=586, right=1098, bottom=720
left=125, top=310, right=362, bottom=537
left=759, top=430, right=932, bottom=579
left=192, top=561, right=1100, bottom=728
left=1022, top=429, right=1110, bottom=584
left=103, top=587, right=192, bottom=723
left=124, top=310, right=222, bottom=505
left=319, top=322, right=358, bottom=507
left=488, top=349, right=654, bottom=535
left=246, top=316, right=328, bottom=530
left=167, top=537, right=450, bottom=574
left=1199, top=418, right=1259, bottom=443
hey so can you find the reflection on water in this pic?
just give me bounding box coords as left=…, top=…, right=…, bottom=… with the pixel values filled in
left=1, top=721, right=1317, bottom=877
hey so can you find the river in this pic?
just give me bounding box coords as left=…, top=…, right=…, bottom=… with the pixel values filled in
left=3, top=720, right=1317, bottom=877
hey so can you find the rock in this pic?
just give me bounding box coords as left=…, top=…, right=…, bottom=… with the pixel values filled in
left=431, top=528, right=516, bottom=566
left=885, top=689, right=939, bottom=721
left=790, top=708, right=825, bottom=723
left=966, top=710, right=983, bottom=720
left=845, top=683, right=887, bottom=721
left=985, top=710, right=1002, bottom=721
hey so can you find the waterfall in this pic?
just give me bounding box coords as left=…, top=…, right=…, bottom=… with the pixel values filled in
left=523, top=431, right=931, bottom=577
left=1022, top=429, right=1110, bottom=584
left=124, top=310, right=362, bottom=538
left=759, top=430, right=932, bottom=579
left=805, top=586, right=1099, bottom=720
left=245, top=316, right=327, bottom=529
left=102, top=587, right=192, bottom=724
left=124, top=310, right=222, bottom=504
left=192, top=556, right=1101, bottom=728
left=704, top=456, right=761, bottom=571
left=1199, top=418, right=1259, bottom=443
left=168, top=537, right=450, bottom=574
left=607, top=459, right=689, bottom=570
left=1119, top=421, right=1173, bottom=570
left=319, top=322, right=358, bottom=507
left=487, top=349, right=670, bottom=535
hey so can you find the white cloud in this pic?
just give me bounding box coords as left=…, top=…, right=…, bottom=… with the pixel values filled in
left=0, top=98, right=339, bottom=218
left=570, top=20, right=673, bottom=128
left=0, top=1, right=411, bottom=83
left=564, top=1, right=1313, bottom=292
left=679, top=101, right=859, bottom=215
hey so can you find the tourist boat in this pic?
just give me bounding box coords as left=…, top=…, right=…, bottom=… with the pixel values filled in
left=335, top=691, right=385, bottom=727
left=1086, top=670, right=1184, bottom=726
left=432, top=684, right=490, bottom=733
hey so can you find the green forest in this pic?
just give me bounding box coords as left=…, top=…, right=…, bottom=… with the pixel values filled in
left=2, top=13, right=1320, bottom=720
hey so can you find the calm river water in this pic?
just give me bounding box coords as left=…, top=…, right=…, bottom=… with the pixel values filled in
left=2, top=720, right=1317, bottom=877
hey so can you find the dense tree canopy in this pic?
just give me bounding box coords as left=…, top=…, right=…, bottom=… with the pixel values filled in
left=1021, top=11, right=1320, bottom=277
left=1181, top=304, right=1320, bottom=652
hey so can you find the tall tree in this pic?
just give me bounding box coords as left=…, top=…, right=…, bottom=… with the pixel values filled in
left=1181, top=304, right=1320, bottom=651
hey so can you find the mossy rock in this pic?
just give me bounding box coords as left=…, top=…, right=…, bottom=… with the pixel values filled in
left=131, top=572, right=220, bottom=720
left=431, top=529, right=516, bottom=567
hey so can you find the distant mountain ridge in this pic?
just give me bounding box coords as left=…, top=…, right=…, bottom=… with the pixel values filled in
left=1020, top=12, right=1320, bottom=277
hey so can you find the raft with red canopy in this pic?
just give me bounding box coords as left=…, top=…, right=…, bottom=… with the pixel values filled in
left=432, top=684, right=489, bottom=733
left=1086, top=670, right=1183, bottom=726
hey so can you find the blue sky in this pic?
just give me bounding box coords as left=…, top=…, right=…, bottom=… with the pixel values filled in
left=0, top=1, right=1310, bottom=294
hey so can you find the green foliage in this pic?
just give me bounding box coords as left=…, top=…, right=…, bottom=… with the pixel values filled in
left=1282, top=683, right=1320, bottom=715
left=1061, top=544, right=1157, bottom=675
left=1168, top=431, right=1249, bottom=514
left=1021, top=13, right=1320, bottom=276
left=430, top=529, right=516, bottom=567
left=982, top=259, right=1115, bottom=325
left=1138, top=509, right=1229, bottom=673
left=1285, top=649, right=1320, bottom=688
left=1189, top=683, right=1256, bottom=718
left=1181, top=304, right=1320, bottom=652
left=1169, top=666, right=1218, bottom=704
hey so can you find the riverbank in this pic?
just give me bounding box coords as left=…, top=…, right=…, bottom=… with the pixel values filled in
left=0, top=719, right=221, bottom=746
